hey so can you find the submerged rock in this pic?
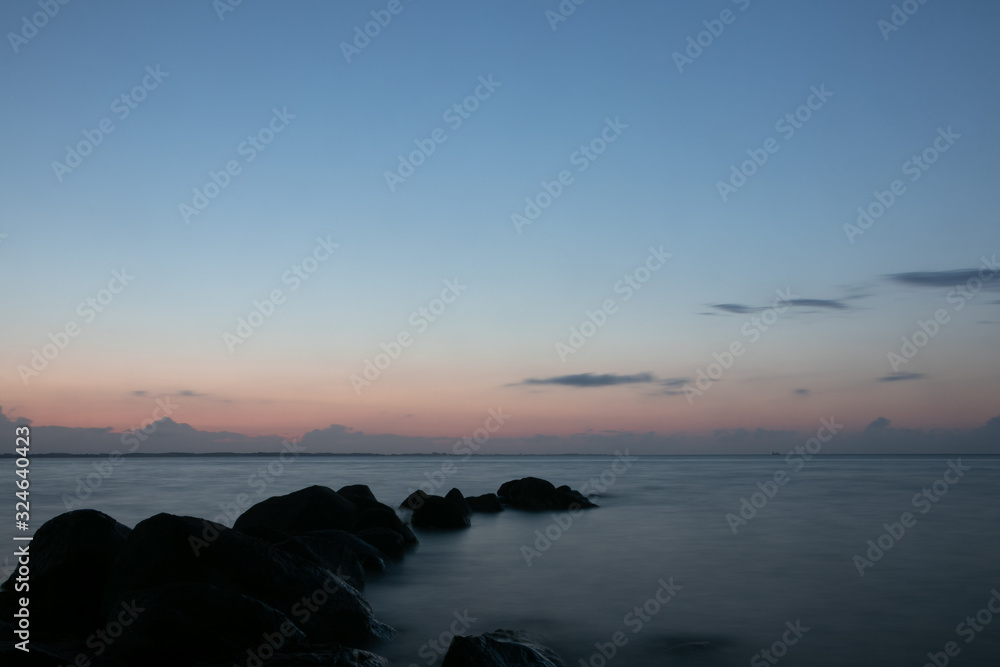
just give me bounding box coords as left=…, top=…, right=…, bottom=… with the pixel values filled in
left=442, top=629, right=564, bottom=666
left=497, top=477, right=597, bottom=511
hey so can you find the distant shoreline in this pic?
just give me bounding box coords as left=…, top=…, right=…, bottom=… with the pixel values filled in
left=1, top=452, right=995, bottom=458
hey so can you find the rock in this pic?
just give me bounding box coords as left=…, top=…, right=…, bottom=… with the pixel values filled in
left=351, top=506, right=417, bottom=545
left=399, top=490, right=429, bottom=511
left=445, top=488, right=471, bottom=517
left=0, top=509, right=131, bottom=641
left=103, top=513, right=393, bottom=648
left=497, top=477, right=597, bottom=511
left=355, top=527, right=405, bottom=561
left=277, top=530, right=387, bottom=590
left=233, top=486, right=359, bottom=535
left=442, top=629, right=563, bottom=666
left=410, top=495, right=471, bottom=529
left=101, top=582, right=308, bottom=666
left=466, top=493, right=504, bottom=513
left=338, top=484, right=381, bottom=509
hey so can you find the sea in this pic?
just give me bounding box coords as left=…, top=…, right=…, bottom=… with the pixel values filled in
left=2, top=454, right=998, bottom=666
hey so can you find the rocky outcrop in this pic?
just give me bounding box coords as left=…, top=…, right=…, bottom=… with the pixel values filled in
left=0, top=509, right=131, bottom=641
left=442, top=629, right=564, bottom=666
left=497, top=477, right=597, bottom=511
left=233, top=485, right=360, bottom=535
left=410, top=495, right=471, bottom=529
left=103, top=513, right=393, bottom=647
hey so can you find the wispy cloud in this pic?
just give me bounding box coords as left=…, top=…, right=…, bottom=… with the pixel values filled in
left=866, top=417, right=891, bottom=430
left=878, top=372, right=925, bottom=382
left=520, top=372, right=655, bottom=388
left=886, top=268, right=999, bottom=289
left=794, top=388, right=810, bottom=397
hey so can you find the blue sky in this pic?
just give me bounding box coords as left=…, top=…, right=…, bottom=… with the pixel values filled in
left=1, top=0, right=998, bottom=452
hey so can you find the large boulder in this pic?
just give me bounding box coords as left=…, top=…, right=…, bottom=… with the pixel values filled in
left=351, top=506, right=417, bottom=545
left=466, top=493, right=504, bottom=513
left=103, top=513, right=393, bottom=647
left=445, top=488, right=472, bottom=517
left=399, top=490, right=429, bottom=511
left=276, top=530, right=386, bottom=590
left=442, top=629, right=563, bottom=666
left=497, top=478, right=597, bottom=511
left=410, top=495, right=471, bottom=529
left=233, top=486, right=359, bottom=535
left=0, top=509, right=131, bottom=641
left=101, top=582, right=308, bottom=666
left=355, top=528, right=405, bottom=561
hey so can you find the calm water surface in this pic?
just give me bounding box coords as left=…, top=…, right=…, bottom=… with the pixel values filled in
left=2, top=455, right=998, bottom=666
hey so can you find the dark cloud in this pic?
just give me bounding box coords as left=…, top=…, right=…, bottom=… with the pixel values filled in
left=866, top=417, right=891, bottom=430
left=785, top=299, right=847, bottom=310
left=879, top=372, right=925, bottom=382
left=708, top=298, right=848, bottom=315
left=709, top=303, right=762, bottom=315
left=794, top=388, right=810, bottom=397
left=520, top=373, right=655, bottom=388
left=131, top=390, right=147, bottom=397
left=175, top=390, right=206, bottom=397
left=661, top=378, right=690, bottom=388
left=886, top=268, right=1000, bottom=289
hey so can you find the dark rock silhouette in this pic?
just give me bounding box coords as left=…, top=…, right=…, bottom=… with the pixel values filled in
left=354, top=527, right=406, bottom=561
left=0, top=509, right=130, bottom=641
left=442, top=629, right=564, bottom=666
left=352, top=506, right=418, bottom=545
left=400, top=489, right=429, bottom=510
left=466, top=493, right=504, bottom=513
left=497, top=477, right=597, bottom=511
left=101, top=582, right=308, bottom=665
left=103, top=513, right=393, bottom=647
left=276, top=530, right=386, bottom=590
left=445, top=488, right=472, bottom=517
left=411, top=495, right=471, bottom=529
left=233, top=485, right=359, bottom=535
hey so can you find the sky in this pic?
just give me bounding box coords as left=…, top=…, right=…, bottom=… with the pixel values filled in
left=1, top=0, right=998, bottom=454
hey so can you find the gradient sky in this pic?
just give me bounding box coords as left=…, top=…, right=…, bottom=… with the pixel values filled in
left=1, top=0, right=998, bottom=452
